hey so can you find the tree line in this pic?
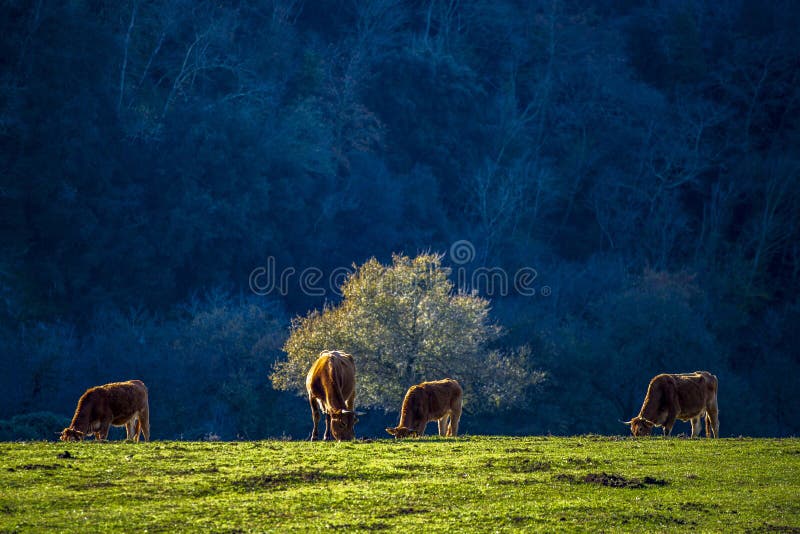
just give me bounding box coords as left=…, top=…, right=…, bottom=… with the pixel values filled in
left=1, top=0, right=798, bottom=438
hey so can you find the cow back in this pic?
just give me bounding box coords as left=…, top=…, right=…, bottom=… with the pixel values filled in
left=674, top=371, right=717, bottom=417
left=640, top=371, right=717, bottom=423
left=400, top=379, right=462, bottom=426
left=105, top=381, right=149, bottom=424
left=306, top=351, right=355, bottom=413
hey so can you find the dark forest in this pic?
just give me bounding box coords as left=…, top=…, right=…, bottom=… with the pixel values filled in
left=1, top=0, right=798, bottom=439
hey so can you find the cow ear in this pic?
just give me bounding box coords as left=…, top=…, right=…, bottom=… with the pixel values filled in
left=386, top=427, right=397, bottom=436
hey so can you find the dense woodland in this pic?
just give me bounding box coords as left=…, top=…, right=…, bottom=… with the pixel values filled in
left=1, top=0, right=799, bottom=439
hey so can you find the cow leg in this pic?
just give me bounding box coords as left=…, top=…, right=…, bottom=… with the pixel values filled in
left=130, top=418, right=141, bottom=442
left=448, top=404, right=462, bottom=437
left=125, top=418, right=135, bottom=441
left=309, top=397, right=321, bottom=441
left=140, top=404, right=150, bottom=442
left=127, top=413, right=144, bottom=443
left=125, top=415, right=141, bottom=441
left=706, top=401, right=719, bottom=438
left=415, top=422, right=427, bottom=437
left=98, top=420, right=112, bottom=441
left=323, top=413, right=333, bottom=441
left=90, top=421, right=102, bottom=440
left=689, top=416, right=702, bottom=438
left=438, top=416, right=449, bottom=437
left=663, top=410, right=677, bottom=437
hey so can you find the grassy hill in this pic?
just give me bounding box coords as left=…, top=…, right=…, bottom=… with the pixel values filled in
left=1, top=436, right=798, bottom=532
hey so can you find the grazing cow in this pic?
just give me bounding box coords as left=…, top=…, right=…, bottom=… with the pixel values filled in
left=386, top=379, right=463, bottom=438
left=60, top=380, right=150, bottom=442
left=624, top=371, right=719, bottom=438
left=306, top=351, right=362, bottom=441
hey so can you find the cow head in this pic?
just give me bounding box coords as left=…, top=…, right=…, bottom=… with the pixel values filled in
left=59, top=427, right=86, bottom=442
left=385, top=426, right=419, bottom=439
left=623, top=416, right=655, bottom=437
left=330, top=410, right=359, bottom=441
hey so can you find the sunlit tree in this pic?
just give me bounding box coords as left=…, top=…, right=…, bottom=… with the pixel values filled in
left=272, top=253, right=541, bottom=411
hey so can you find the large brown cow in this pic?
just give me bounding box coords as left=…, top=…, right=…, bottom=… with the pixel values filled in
left=624, top=371, right=719, bottom=438
left=60, top=380, right=150, bottom=442
left=386, top=379, right=462, bottom=438
left=306, top=350, right=362, bottom=441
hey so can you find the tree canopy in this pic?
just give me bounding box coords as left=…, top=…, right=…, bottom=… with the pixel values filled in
left=272, top=254, right=541, bottom=411
left=2, top=0, right=799, bottom=437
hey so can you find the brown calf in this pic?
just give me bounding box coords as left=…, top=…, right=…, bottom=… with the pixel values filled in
left=386, top=379, right=463, bottom=438
left=624, top=371, right=719, bottom=438
left=60, top=380, right=150, bottom=442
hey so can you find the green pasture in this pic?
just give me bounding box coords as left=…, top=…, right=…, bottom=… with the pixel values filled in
left=1, top=436, right=798, bottom=532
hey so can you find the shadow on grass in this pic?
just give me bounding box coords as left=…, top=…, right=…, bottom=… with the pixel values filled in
left=233, top=470, right=348, bottom=491
left=67, top=481, right=116, bottom=490
left=554, top=472, right=667, bottom=488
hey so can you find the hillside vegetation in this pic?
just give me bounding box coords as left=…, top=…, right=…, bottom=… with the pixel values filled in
left=1, top=437, right=798, bottom=532
left=4, top=0, right=800, bottom=439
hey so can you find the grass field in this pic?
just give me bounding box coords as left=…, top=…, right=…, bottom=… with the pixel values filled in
left=1, top=436, right=798, bottom=532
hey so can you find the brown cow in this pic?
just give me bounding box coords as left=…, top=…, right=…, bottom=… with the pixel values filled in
left=306, top=351, right=362, bottom=441
left=386, top=379, right=462, bottom=438
left=60, top=380, right=150, bottom=442
left=624, top=371, right=719, bottom=438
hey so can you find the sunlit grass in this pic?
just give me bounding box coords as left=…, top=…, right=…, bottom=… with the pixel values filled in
left=1, top=436, right=798, bottom=532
